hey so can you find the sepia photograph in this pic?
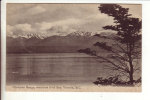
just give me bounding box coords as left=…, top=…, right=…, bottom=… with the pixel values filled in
left=6, top=3, right=142, bottom=92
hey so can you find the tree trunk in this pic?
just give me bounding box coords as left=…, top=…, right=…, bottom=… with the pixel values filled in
left=128, top=44, right=134, bottom=85
left=129, top=64, right=134, bottom=84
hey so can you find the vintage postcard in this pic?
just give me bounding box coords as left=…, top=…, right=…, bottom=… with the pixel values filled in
left=6, top=3, right=142, bottom=92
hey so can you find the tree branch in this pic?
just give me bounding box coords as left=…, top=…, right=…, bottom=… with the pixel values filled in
left=95, top=55, right=130, bottom=73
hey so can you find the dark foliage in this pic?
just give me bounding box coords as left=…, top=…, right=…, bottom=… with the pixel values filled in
left=94, top=42, right=112, bottom=51
left=78, top=48, right=96, bottom=56
left=93, top=76, right=141, bottom=86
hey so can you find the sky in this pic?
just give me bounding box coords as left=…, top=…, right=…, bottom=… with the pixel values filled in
left=6, top=4, right=142, bottom=37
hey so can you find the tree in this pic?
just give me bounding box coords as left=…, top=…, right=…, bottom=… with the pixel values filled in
left=79, top=4, right=142, bottom=85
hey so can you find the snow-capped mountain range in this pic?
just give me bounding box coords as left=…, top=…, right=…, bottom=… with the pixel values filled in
left=7, top=31, right=115, bottom=39
left=7, top=31, right=116, bottom=53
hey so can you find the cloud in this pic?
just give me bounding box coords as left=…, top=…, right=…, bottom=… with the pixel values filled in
left=47, top=25, right=76, bottom=36
left=6, top=18, right=80, bottom=37
left=7, top=25, right=14, bottom=36
left=7, top=4, right=141, bottom=26
left=7, top=4, right=100, bottom=25
left=34, top=22, right=52, bottom=31
left=6, top=14, right=114, bottom=37
left=7, top=24, right=35, bottom=37
left=15, top=24, right=33, bottom=32
left=26, top=6, right=46, bottom=15
left=33, top=18, right=81, bottom=34
left=52, top=18, right=82, bottom=26
left=6, top=4, right=141, bottom=38
left=34, top=18, right=81, bottom=31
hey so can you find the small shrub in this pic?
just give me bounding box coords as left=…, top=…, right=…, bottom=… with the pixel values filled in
left=93, top=76, right=133, bottom=86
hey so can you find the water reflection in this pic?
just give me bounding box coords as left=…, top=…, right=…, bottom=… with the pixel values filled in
left=7, top=53, right=110, bottom=85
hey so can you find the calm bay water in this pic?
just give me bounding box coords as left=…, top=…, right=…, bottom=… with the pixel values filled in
left=7, top=53, right=112, bottom=85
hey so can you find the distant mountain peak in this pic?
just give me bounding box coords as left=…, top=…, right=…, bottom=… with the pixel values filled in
left=67, top=31, right=92, bottom=37
left=8, top=32, right=46, bottom=39
left=7, top=30, right=116, bottom=39
left=98, top=31, right=115, bottom=36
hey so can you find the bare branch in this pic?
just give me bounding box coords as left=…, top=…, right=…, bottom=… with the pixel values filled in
left=95, top=54, right=130, bottom=73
